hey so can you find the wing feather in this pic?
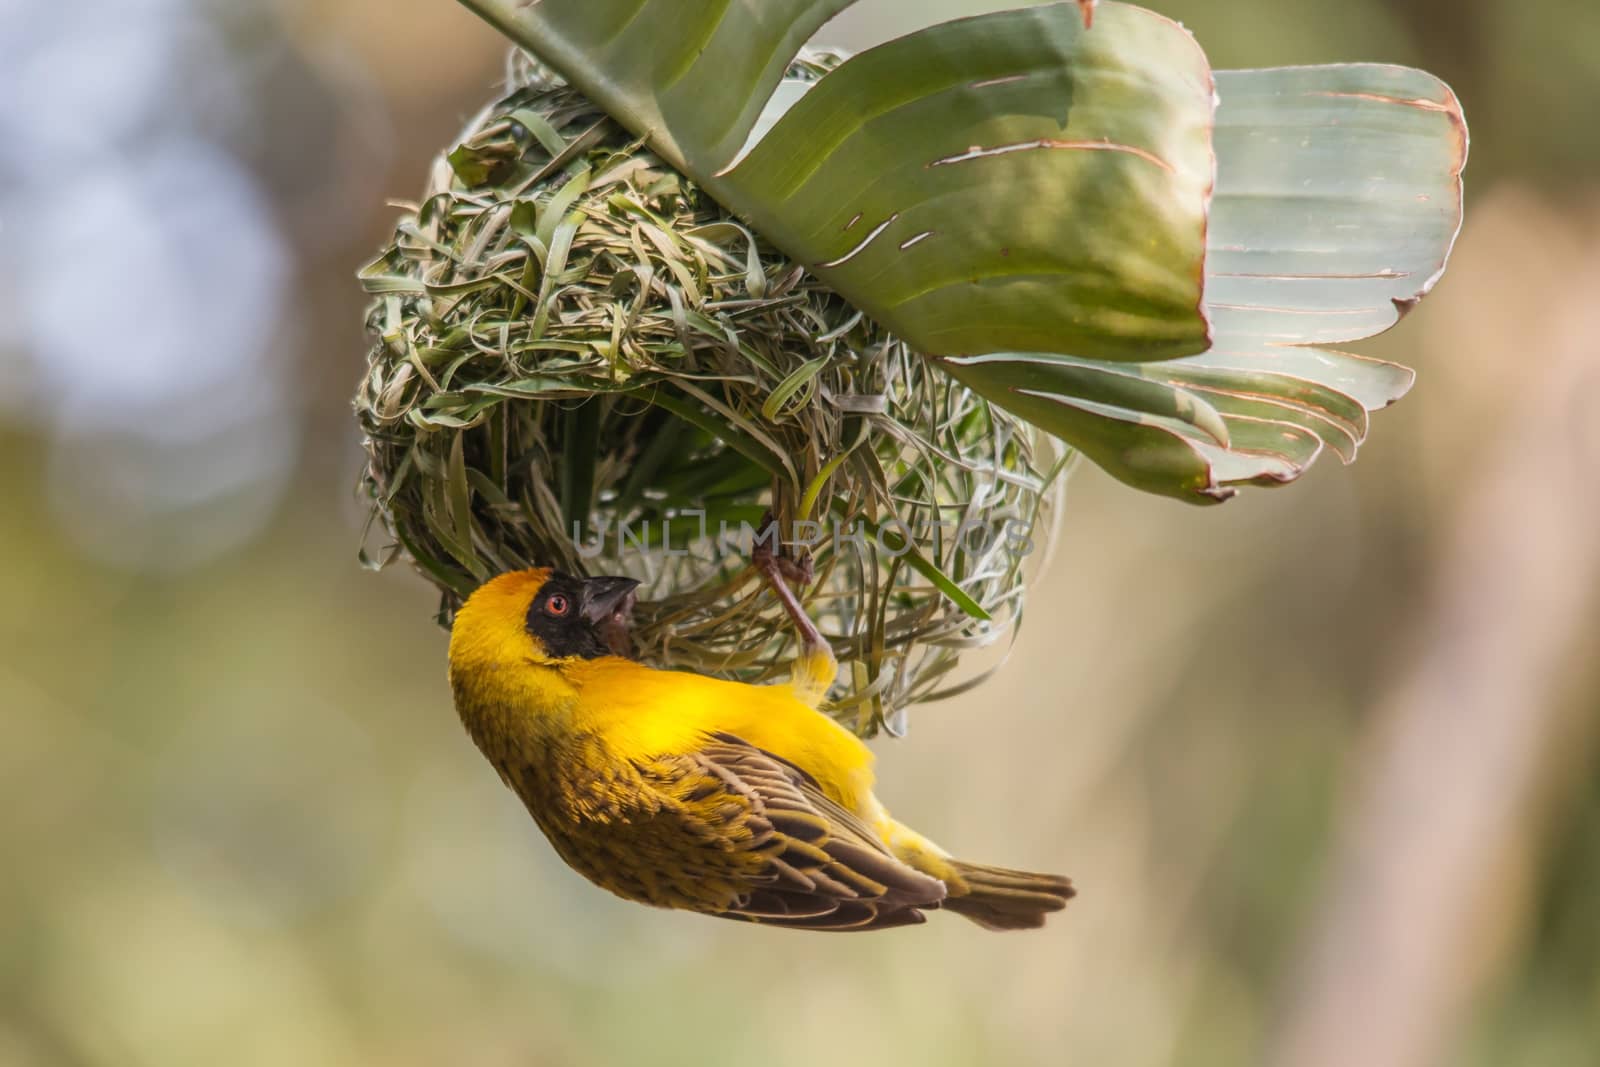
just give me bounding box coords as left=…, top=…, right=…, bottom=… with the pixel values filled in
left=632, top=732, right=946, bottom=931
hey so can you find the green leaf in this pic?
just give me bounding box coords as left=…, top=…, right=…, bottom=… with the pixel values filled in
left=559, top=400, right=601, bottom=533
left=761, top=356, right=828, bottom=422
left=646, top=388, right=793, bottom=484
left=1205, top=65, right=1468, bottom=343
left=457, top=0, right=1215, bottom=362
left=861, top=524, right=993, bottom=623
left=447, top=141, right=517, bottom=188
left=459, top=0, right=855, bottom=180
left=944, top=63, right=1465, bottom=503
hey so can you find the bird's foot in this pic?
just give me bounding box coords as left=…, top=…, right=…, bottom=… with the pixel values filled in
left=751, top=511, right=822, bottom=645
left=752, top=512, right=813, bottom=588
left=751, top=511, right=836, bottom=706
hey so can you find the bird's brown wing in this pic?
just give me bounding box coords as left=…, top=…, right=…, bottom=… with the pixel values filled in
left=628, top=732, right=947, bottom=931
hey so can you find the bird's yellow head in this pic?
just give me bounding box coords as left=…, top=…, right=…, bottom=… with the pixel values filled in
left=448, top=568, right=641, bottom=671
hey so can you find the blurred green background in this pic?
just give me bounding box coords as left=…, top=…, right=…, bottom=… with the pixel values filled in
left=2, top=2, right=1597, bottom=1065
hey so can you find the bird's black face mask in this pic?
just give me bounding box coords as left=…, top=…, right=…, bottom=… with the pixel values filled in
left=525, top=572, right=640, bottom=659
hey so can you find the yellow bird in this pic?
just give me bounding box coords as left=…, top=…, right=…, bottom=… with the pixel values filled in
left=447, top=567, right=1074, bottom=931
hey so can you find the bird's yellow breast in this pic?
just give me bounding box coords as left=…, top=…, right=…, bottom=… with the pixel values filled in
left=556, top=657, right=878, bottom=813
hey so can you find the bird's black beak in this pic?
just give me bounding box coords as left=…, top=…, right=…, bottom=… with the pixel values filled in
left=581, top=575, right=640, bottom=657
left=580, top=575, right=639, bottom=624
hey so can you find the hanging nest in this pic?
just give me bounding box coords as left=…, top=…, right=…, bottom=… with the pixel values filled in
left=356, top=51, right=1068, bottom=736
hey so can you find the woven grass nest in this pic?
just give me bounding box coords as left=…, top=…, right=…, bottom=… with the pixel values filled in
left=357, top=51, right=1068, bottom=736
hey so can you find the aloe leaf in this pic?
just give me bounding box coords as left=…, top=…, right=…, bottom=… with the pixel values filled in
left=725, top=3, right=1214, bottom=361
left=1206, top=65, right=1468, bottom=341
left=945, top=63, right=1466, bottom=503
left=457, top=0, right=1215, bottom=362
left=458, top=0, right=855, bottom=179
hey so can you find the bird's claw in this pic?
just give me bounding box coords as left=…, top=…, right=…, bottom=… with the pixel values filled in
left=751, top=511, right=813, bottom=588
left=750, top=512, right=836, bottom=708
left=776, top=549, right=813, bottom=589
left=751, top=511, right=828, bottom=657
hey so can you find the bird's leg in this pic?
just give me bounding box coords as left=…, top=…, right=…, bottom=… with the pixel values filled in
left=751, top=510, right=822, bottom=646
left=752, top=511, right=837, bottom=708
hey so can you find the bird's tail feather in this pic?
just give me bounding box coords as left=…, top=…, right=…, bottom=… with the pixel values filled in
left=942, top=861, right=1075, bottom=931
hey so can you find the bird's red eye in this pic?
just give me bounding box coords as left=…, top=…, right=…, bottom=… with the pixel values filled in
left=545, top=593, right=570, bottom=617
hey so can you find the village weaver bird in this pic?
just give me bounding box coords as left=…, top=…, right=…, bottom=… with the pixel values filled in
left=447, top=562, right=1074, bottom=931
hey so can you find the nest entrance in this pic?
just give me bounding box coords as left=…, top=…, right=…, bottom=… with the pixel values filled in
left=357, top=53, right=1066, bottom=735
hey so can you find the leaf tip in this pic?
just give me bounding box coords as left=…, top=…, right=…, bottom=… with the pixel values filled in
left=1391, top=293, right=1423, bottom=320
